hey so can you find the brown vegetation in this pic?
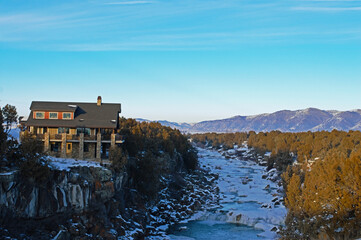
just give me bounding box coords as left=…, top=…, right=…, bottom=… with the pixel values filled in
left=191, top=130, right=361, bottom=238
left=118, top=117, right=197, bottom=171
left=117, top=118, right=198, bottom=199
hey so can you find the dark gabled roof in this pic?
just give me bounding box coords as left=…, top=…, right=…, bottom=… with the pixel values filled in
left=26, top=101, right=121, bottom=129
left=30, top=101, right=79, bottom=112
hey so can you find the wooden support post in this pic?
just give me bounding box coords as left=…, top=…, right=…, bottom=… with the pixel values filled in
left=61, top=133, right=66, bottom=158
left=79, top=133, right=84, bottom=160
left=44, top=132, right=50, bottom=153
left=111, top=133, right=115, bottom=147
left=96, top=132, right=101, bottom=161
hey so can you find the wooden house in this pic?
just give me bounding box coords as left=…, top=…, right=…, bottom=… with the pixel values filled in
left=20, top=96, right=123, bottom=160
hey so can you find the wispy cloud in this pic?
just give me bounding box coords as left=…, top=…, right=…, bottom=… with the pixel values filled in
left=104, top=1, right=154, bottom=5
left=0, top=13, right=67, bottom=25
left=48, top=28, right=361, bottom=51
left=292, top=6, right=361, bottom=11
left=303, top=0, right=361, bottom=2
left=1, top=0, right=360, bottom=50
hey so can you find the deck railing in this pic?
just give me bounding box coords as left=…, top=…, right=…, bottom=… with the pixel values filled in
left=50, top=134, right=63, bottom=140
left=115, top=134, right=123, bottom=141
left=35, top=134, right=44, bottom=140
left=20, top=132, right=123, bottom=142
left=102, top=134, right=111, bottom=141
left=84, top=135, right=96, bottom=140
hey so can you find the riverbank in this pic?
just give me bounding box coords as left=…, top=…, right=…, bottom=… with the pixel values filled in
left=0, top=138, right=285, bottom=239
left=167, top=145, right=287, bottom=239
left=123, top=169, right=219, bottom=239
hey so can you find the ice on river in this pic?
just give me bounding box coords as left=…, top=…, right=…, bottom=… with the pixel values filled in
left=169, top=147, right=286, bottom=239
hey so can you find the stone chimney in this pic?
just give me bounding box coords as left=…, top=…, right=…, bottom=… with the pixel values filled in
left=97, top=96, right=102, bottom=106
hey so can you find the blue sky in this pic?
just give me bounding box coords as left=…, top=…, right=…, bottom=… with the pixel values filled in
left=0, top=0, right=360, bottom=122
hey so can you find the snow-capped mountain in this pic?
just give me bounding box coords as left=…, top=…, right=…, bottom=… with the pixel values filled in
left=189, top=108, right=361, bottom=133
left=138, top=108, right=361, bottom=133
left=136, top=118, right=193, bottom=132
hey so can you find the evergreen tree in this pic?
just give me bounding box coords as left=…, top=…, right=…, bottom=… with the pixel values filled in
left=2, top=104, right=18, bottom=134
left=0, top=109, right=7, bottom=160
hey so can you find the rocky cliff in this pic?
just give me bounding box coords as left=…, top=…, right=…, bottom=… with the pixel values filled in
left=0, top=164, right=128, bottom=239
left=0, top=166, right=124, bottom=219
left=0, top=157, right=217, bottom=239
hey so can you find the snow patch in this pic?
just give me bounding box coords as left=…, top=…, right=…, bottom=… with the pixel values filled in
left=47, top=157, right=103, bottom=171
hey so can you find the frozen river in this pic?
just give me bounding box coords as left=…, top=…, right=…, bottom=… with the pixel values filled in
left=168, top=147, right=286, bottom=239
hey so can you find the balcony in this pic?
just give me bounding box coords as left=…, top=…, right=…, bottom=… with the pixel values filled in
left=50, top=134, right=62, bottom=141
left=35, top=134, right=44, bottom=141
left=101, top=134, right=111, bottom=141
left=71, top=135, right=79, bottom=140
left=84, top=135, right=96, bottom=141
left=20, top=132, right=124, bottom=144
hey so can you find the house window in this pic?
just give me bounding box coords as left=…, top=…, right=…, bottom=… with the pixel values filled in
left=35, top=112, right=45, bottom=119
left=58, top=127, right=70, bottom=134
left=77, top=128, right=91, bottom=136
left=49, top=112, right=58, bottom=119
left=84, top=128, right=90, bottom=135
left=63, top=112, right=72, bottom=119
left=76, top=128, right=82, bottom=135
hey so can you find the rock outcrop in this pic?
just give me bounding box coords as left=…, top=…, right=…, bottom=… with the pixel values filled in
left=0, top=166, right=123, bottom=220
left=0, top=165, right=128, bottom=239
left=0, top=157, right=217, bottom=239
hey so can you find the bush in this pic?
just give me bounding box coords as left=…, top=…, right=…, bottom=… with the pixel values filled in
left=183, top=147, right=198, bottom=170
left=18, top=132, right=51, bottom=184
left=19, top=131, right=43, bottom=159
left=134, top=151, right=161, bottom=199
left=19, top=157, right=51, bottom=184
left=109, top=146, right=128, bottom=172
left=267, top=150, right=294, bottom=172
left=117, top=117, right=198, bottom=171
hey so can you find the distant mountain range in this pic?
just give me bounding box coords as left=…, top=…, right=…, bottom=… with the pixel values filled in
left=136, top=118, right=193, bottom=131
left=137, top=108, right=361, bottom=133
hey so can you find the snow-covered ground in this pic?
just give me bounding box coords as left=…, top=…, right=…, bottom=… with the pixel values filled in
left=47, top=157, right=103, bottom=171
left=0, top=170, right=17, bottom=176
left=8, top=128, right=20, bottom=140
left=168, top=147, right=286, bottom=240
